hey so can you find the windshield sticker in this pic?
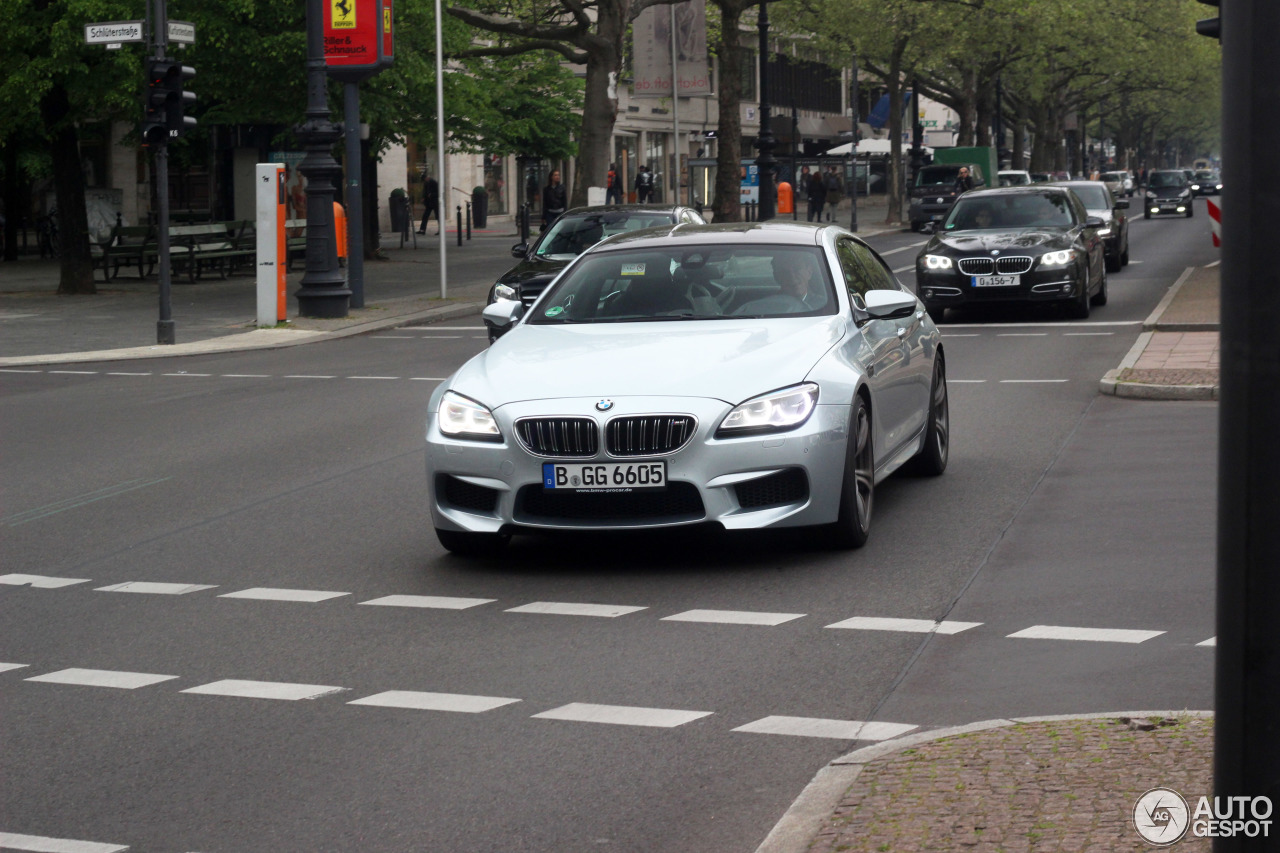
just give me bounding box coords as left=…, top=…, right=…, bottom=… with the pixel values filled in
left=545, top=305, right=565, bottom=317
left=621, top=263, right=646, bottom=276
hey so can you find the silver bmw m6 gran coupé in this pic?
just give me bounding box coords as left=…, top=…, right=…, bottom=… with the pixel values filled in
left=426, top=221, right=949, bottom=555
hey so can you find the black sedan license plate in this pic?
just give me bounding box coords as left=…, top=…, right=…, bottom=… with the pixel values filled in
left=543, top=461, right=667, bottom=492
left=971, top=274, right=1020, bottom=287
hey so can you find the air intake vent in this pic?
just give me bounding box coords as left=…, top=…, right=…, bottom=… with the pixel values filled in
left=734, top=468, right=808, bottom=509
left=606, top=416, right=696, bottom=457
left=515, top=417, right=599, bottom=457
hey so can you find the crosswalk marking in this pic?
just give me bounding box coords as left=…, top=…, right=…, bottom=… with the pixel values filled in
left=181, top=680, right=347, bottom=701
left=532, top=703, right=712, bottom=728
left=26, top=668, right=179, bottom=690
left=731, top=716, right=918, bottom=741
left=825, top=616, right=982, bottom=635
left=0, top=831, right=128, bottom=852
left=506, top=602, right=647, bottom=618
left=219, top=588, right=349, bottom=603
left=0, top=574, right=91, bottom=588
left=96, top=582, right=217, bottom=595
left=662, top=609, right=804, bottom=626
left=349, top=691, right=520, bottom=713
left=1007, top=625, right=1165, bottom=644
left=360, top=594, right=494, bottom=610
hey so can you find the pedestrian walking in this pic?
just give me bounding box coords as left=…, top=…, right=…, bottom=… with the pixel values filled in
left=823, top=166, right=842, bottom=221
left=541, top=169, right=567, bottom=231
left=635, top=165, right=656, bottom=203
left=417, top=171, right=440, bottom=234
left=606, top=163, right=623, bottom=205
left=806, top=168, right=827, bottom=222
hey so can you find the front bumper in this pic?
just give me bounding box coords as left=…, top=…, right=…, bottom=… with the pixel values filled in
left=916, top=261, right=1086, bottom=310
left=1145, top=196, right=1192, bottom=215
left=426, top=396, right=852, bottom=534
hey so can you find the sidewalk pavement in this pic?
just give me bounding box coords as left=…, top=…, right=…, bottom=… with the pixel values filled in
left=1, top=208, right=1222, bottom=852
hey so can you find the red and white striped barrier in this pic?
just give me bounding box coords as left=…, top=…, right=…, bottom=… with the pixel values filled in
left=1207, top=197, right=1221, bottom=247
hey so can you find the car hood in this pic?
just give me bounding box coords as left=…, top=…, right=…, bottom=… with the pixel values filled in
left=452, top=318, right=847, bottom=408
left=496, top=255, right=572, bottom=287
left=928, top=229, right=1074, bottom=253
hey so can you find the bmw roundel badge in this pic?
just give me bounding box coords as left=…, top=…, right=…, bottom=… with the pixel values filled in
left=595, top=399, right=614, bottom=412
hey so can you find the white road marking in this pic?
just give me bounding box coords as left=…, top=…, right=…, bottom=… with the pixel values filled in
left=49, top=371, right=97, bottom=375
left=1064, top=332, right=1114, bottom=336
left=877, top=242, right=928, bottom=256
left=943, top=320, right=1141, bottom=329
left=26, top=668, right=179, bottom=689
left=892, top=265, right=914, bottom=274
left=409, top=377, right=448, bottom=381
left=662, top=609, right=804, bottom=626
left=348, top=376, right=399, bottom=380
left=360, top=594, right=494, bottom=610
left=399, top=325, right=488, bottom=330
left=0, top=831, right=128, bottom=852
left=1204, top=260, right=1219, bottom=268
left=999, top=379, right=1069, bottom=384
left=506, top=602, right=647, bottom=618
left=221, top=373, right=271, bottom=378
left=532, top=703, right=712, bottom=728
left=0, top=369, right=42, bottom=373
left=373, top=335, right=416, bottom=339
left=0, top=574, right=91, bottom=588
left=997, top=333, right=1047, bottom=337
left=349, top=691, right=520, bottom=713
left=106, top=372, right=152, bottom=376
left=219, top=587, right=349, bottom=603
left=948, top=379, right=987, bottom=384
left=416, top=335, right=463, bottom=339
left=1197, top=637, right=1216, bottom=647
left=941, top=333, right=981, bottom=337
left=96, top=582, right=217, bottom=595
left=825, top=616, right=982, bottom=635
left=1007, top=625, right=1165, bottom=644
left=0, top=663, right=30, bottom=674
left=732, top=716, right=918, bottom=741
left=283, top=375, right=335, bottom=379
left=181, top=679, right=347, bottom=701
left=162, top=373, right=211, bottom=377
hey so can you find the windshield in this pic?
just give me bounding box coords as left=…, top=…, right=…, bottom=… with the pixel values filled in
left=528, top=245, right=837, bottom=325
left=1196, top=170, right=1217, bottom=180
left=944, top=192, right=1077, bottom=230
left=1101, top=172, right=1125, bottom=184
left=535, top=211, right=681, bottom=260
left=999, top=172, right=1031, bottom=186
left=1148, top=171, right=1187, bottom=189
left=915, top=165, right=965, bottom=187
left=1068, top=186, right=1110, bottom=210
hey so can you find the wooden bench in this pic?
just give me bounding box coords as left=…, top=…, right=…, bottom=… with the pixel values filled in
left=95, top=225, right=156, bottom=281
left=170, top=222, right=259, bottom=281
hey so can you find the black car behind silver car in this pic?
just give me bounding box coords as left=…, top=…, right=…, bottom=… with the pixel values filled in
left=1143, top=170, right=1195, bottom=219
left=1050, top=180, right=1130, bottom=273
left=485, top=204, right=705, bottom=341
left=915, top=186, right=1108, bottom=321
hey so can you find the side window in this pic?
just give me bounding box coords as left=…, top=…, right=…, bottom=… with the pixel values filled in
left=849, top=241, right=898, bottom=293
left=836, top=239, right=876, bottom=309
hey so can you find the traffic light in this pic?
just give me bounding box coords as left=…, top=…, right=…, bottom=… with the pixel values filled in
left=1196, top=0, right=1221, bottom=41
left=141, top=58, right=197, bottom=146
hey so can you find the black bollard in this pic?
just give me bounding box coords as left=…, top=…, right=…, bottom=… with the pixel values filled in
left=466, top=202, right=472, bottom=241
left=456, top=206, right=463, bottom=247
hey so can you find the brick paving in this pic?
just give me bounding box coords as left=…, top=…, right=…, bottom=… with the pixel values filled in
left=807, top=717, right=1213, bottom=853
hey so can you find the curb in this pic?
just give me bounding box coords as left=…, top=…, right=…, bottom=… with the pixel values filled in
left=753, top=710, right=1214, bottom=853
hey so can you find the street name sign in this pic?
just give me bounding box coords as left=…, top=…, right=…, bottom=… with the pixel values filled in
left=84, top=21, right=145, bottom=49
left=168, top=21, right=196, bottom=45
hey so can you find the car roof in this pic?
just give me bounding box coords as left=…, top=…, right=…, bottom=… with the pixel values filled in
left=586, top=220, right=833, bottom=252
left=559, top=204, right=692, bottom=217
left=949, top=185, right=1075, bottom=201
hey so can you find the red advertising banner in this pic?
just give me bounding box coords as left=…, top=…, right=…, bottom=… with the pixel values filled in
left=325, top=0, right=391, bottom=81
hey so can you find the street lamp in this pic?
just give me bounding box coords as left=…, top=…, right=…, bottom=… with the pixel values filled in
left=753, top=0, right=776, bottom=221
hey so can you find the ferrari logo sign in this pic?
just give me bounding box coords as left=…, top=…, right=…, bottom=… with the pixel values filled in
left=331, top=0, right=356, bottom=29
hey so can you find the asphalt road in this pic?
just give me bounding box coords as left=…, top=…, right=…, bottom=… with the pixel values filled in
left=0, top=200, right=1219, bottom=852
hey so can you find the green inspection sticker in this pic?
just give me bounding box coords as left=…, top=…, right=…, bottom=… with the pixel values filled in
left=621, top=263, right=646, bottom=276
left=545, top=305, right=565, bottom=317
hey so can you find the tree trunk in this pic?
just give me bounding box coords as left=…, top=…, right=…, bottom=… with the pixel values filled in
left=40, top=84, right=95, bottom=295
left=710, top=0, right=748, bottom=222
left=884, top=37, right=907, bottom=226
left=1011, top=121, right=1026, bottom=170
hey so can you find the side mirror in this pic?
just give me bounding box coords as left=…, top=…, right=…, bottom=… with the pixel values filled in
left=482, top=299, right=525, bottom=334
left=511, top=243, right=529, bottom=259
left=1114, top=199, right=1130, bottom=210
left=1084, top=216, right=1106, bottom=229
left=863, top=289, right=918, bottom=321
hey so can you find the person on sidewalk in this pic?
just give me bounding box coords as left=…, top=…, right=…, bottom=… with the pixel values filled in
left=541, top=170, right=567, bottom=231
left=824, top=166, right=842, bottom=222
left=635, top=165, right=655, bottom=204
left=417, top=171, right=440, bottom=235
left=806, top=169, right=827, bottom=222
left=606, top=164, right=623, bottom=205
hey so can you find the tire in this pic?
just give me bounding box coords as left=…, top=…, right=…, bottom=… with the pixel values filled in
left=824, top=395, right=874, bottom=549
left=1069, top=270, right=1092, bottom=319
left=1186, top=206, right=1194, bottom=218
left=1105, top=253, right=1121, bottom=273
left=903, top=357, right=949, bottom=477
left=436, top=528, right=510, bottom=557
left=1143, top=211, right=1151, bottom=220
left=1121, top=241, right=1130, bottom=266
left=1090, top=265, right=1108, bottom=306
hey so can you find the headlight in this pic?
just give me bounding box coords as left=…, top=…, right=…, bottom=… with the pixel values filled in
left=1146, top=191, right=1157, bottom=199
left=718, top=383, right=819, bottom=436
left=1039, top=250, right=1074, bottom=267
left=438, top=391, right=501, bottom=440
left=494, top=284, right=518, bottom=302
left=923, top=254, right=953, bottom=270
left=1215, top=184, right=1223, bottom=190
left=1191, top=184, right=1201, bottom=192
left=1096, top=227, right=1112, bottom=237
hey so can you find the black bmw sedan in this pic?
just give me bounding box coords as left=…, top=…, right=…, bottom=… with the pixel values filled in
left=485, top=204, right=705, bottom=341
left=915, top=186, right=1108, bottom=321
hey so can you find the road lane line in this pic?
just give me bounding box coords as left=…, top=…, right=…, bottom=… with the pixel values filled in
left=999, top=379, right=1069, bottom=383
left=348, top=376, right=400, bottom=380
left=360, top=594, right=495, bottom=610
left=26, top=668, right=179, bottom=689
left=1064, top=332, right=1114, bottom=336
left=96, top=582, right=217, bottom=595
left=1197, top=637, right=1216, bottom=647
left=892, top=266, right=914, bottom=274
left=506, top=602, right=647, bottom=618
left=0, top=831, right=128, bottom=852
left=0, top=574, right=92, bottom=588
left=997, top=333, right=1047, bottom=337
left=181, top=679, right=347, bottom=701
left=532, top=703, right=712, bottom=728
left=219, top=588, right=350, bottom=603
left=731, top=717, right=918, bottom=741
left=162, top=373, right=211, bottom=377
left=106, top=372, right=153, bottom=376
left=825, top=616, right=982, bottom=635
left=0, top=369, right=42, bottom=373
left=1006, top=625, right=1165, bottom=643
left=283, top=375, right=335, bottom=379
left=49, top=370, right=98, bottom=375
left=399, top=325, right=488, bottom=330
left=943, top=321, right=1140, bottom=328
left=0, top=663, right=30, bottom=674
left=349, top=691, right=520, bottom=713
left=948, top=380, right=987, bottom=384
left=2, top=478, right=171, bottom=526
left=221, top=373, right=271, bottom=378
left=409, top=377, right=448, bottom=381
left=877, top=242, right=928, bottom=256
left=662, top=609, right=804, bottom=626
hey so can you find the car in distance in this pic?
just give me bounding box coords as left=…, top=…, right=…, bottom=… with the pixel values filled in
left=915, top=185, right=1108, bottom=321
left=999, top=170, right=1032, bottom=187
left=1193, top=169, right=1222, bottom=196
left=427, top=221, right=950, bottom=555
left=1051, top=180, right=1130, bottom=272
left=908, top=162, right=987, bottom=231
left=484, top=204, right=705, bottom=342
left=1143, top=170, right=1195, bottom=218
left=1100, top=171, right=1131, bottom=198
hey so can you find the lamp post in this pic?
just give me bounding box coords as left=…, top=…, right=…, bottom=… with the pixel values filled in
left=753, top=0, right=776, bottom=221
left=849, top=51, right=858, bottom=233
left=295, top=0, right=350, bottom=318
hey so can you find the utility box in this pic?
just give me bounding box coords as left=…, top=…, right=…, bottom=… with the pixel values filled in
left=256, top=163, right=287, bottom=327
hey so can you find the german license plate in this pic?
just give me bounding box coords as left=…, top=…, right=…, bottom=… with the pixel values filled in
left=971, top=274, right=1020, bottom=287
left=1160, top=204, right=1178, bottom=211
left=543, top=461, right=667, bottom=492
